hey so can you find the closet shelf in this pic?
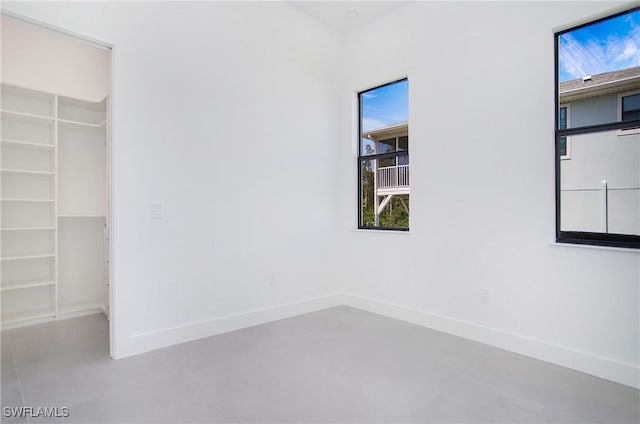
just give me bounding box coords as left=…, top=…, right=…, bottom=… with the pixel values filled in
left=1, top=82, right=108, bottom=328
left=1, top=253, right=55, bottom=261
left=58, top=214, right=106, bottom=218
left=59, top=302, right=105, bottom=316
left=58, top=118, right=107, bottom=128
left=1, top=198, right=55, bottom=202
left=1, top=109, right=55, bottom=122
left=1, top=280, right=56, bottom=292
left=1, top=168, right=55, bottom=176
left=1, top=310, right=56, bottom=326
left=1, top=227, right=55, bottom=231
left=1, top=139, right=55, bottom=149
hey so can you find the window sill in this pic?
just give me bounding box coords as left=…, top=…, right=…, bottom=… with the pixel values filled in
left=353, top=228, right=411, bottom=234
left=550, top=241, right=639, bottom=253
left=616, top=128, right=640, bottom=136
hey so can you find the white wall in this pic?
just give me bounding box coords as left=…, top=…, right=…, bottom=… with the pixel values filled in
left=337, top=1, right=639, bottom=387
left=3, top=1, right=638, bottom=388
left=1, top=15, right=109, bottom=101
left=2, top=1, right=344, bottom=357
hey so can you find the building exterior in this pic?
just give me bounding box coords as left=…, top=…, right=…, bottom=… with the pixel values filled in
left=361, top=122, right=409, bottom=227
left=559, top=67, right=640, bottom=236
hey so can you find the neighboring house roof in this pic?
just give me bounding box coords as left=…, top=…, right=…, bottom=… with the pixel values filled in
left=560, top=66, right=640, bottom=103
left=362, top=121, right=408, bottom=140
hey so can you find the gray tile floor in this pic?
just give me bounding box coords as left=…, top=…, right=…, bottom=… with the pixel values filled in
left=1, top=306, right=638, bottom=423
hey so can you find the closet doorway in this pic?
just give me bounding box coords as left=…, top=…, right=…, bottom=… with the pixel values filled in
left=1, top=14, right=112, bottom=352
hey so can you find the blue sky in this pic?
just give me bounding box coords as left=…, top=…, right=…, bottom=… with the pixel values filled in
left=559, top=9, right=640, bottom=82
left=361, top=80, right=408, bottom=133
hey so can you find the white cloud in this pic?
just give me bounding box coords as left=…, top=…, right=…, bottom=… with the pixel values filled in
left=616, top=40, right=639, bottom=63
left=559, top=23, right=640, bottom=80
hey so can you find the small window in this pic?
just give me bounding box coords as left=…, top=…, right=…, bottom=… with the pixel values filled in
left=398, top=136, right=408, bottom=151
left=556, top=7, right=640, bottom=249
left=358, top=79, right=409, bottom=230
left=621, top=92, right=640, bottom=122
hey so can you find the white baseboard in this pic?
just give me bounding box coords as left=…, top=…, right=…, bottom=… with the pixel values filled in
left=343, top=294, right=639, bottom=389
left=119, top=293, right=345, bottom=358
left=115, top=291, right=638, bottom=389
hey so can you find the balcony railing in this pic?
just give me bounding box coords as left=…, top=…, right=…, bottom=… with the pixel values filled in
left=378, top=165, right=409, bottom=189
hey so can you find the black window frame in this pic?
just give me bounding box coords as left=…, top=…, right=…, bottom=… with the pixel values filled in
left=621, top=92, right=640, bottom=122
left=357, top=78, right=409, bottom=231
left=554, top=6, right=640, bottom=249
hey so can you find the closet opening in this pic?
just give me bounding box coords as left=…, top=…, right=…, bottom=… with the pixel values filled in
left=1, top=13, right=113, bottom=355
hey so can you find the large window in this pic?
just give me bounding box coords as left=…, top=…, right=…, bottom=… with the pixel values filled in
left=358, top=79, right=409, bottom=230
left=555, top=7, right=640, bottom=248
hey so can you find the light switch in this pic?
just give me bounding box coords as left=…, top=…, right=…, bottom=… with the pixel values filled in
left=152, top=204, right=162, bottom=219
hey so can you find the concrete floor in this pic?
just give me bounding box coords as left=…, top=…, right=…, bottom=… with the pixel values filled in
left=1, top=306, right=638, bottom=423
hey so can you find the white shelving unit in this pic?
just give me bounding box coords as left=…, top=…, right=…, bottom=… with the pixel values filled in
left=1, top=83, right=108, bottom=328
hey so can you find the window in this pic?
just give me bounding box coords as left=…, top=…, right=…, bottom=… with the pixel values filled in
left=358, top=79, right=409, bottom=230
left=620, top=91, right=640, bottom=126
left=622, top=94, right=640, bottom=121
left=555, top=7, right=640, bottom=248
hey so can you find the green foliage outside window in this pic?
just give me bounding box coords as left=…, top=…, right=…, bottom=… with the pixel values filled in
left=361, top=162, right=409, bottom=228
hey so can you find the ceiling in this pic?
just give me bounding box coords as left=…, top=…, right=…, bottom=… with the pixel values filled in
left=288, top=1, right=414, bottom=33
